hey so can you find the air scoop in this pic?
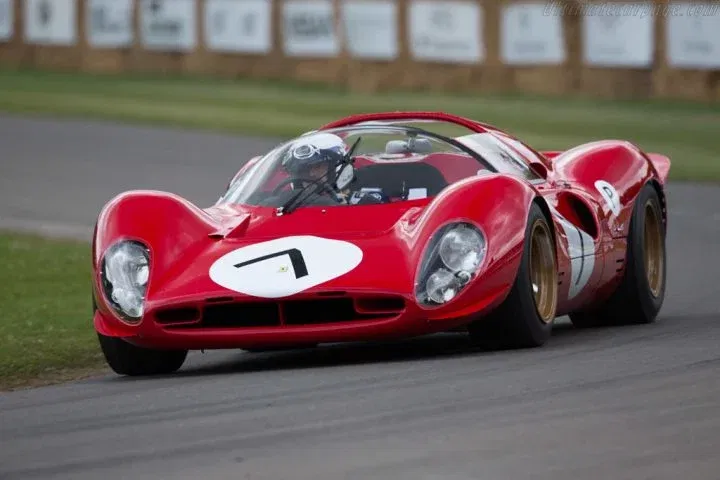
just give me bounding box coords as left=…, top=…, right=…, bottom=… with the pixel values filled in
left=208, top=214, right=251, bottom=239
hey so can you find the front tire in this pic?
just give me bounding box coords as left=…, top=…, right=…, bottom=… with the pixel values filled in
left=569, top=182, right=666, bottom=328
left=468, top=202, right=559, bottom=349
left=98, top=333, right=188, bottom=376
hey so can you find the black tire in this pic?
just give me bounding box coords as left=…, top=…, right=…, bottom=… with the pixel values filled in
left=97, top=333, right=188, bottom=376
left=569, top=182, right=666, bottom=328
left=468, top=202, right=559, bottom=349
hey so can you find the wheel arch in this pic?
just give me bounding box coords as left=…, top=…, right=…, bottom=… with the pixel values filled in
left=531, top=195, right=558, bottom=263
left=646, top=178, right=667, bottom=234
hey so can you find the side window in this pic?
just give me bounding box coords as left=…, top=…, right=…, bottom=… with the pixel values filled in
left=483, top=134, right=541, bottom=181
left=492, top=132, right=547, bottom=165
left=453, top=133, right=543, bottom=181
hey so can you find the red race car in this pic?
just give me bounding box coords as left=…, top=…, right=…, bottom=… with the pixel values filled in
left=92, top=111, right=670, bottom=376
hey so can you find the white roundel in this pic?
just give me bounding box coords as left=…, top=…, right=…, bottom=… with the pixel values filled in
left=595, top=180, right=621, bottom=216
left=209, top=236, right=363, bottom=298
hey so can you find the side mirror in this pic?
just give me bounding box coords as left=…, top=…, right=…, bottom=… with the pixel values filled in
left=529, top=161, right=548, bottom=179
left=335, top=163, right=355, bottom=190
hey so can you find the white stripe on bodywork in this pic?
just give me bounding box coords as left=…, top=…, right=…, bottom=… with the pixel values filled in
left=550, top=207, right=596, bottom=300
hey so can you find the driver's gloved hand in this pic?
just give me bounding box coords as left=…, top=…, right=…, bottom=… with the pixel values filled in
left=350, top=189, right=389, bottom=205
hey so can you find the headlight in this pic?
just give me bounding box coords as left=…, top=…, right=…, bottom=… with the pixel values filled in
left=100, top=240, right=150, bottom=321
left=415, top=222, right=486, bottom=306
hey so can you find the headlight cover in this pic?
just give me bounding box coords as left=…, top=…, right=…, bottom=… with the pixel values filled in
left=100, top=240, right=150, bottom=322
left=415, top=222, right=487, bottom=306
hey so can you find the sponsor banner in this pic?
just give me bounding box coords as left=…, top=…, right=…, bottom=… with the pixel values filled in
left=666, top=3, right=720, bottom=69
left=342, top=0, right=398, bottom=60
left=87, top=0, right=133, bottom=48
left=140, top=0, right=196, bottom=52
left=0, top=0, right=12, bottom=41
left=205, top=0, right=271, bottom=54
left=282, top=0, right=339, bottom=57
left=408, top=0, right=483, bottom=64
left=24, top=0, right=77, bottom=45
left=582, top=3, right=653, bottom=67
left=501, top=2, right=565, bottom=65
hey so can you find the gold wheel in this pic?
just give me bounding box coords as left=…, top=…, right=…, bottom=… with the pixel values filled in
left=529, top=219, right=558, bottom=323
left=643, top=199, right=664, bottom=297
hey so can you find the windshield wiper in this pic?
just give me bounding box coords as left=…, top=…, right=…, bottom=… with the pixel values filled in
left=275, top=179, right=324, bottom=216
left=275, top=137, right=362, bottom=216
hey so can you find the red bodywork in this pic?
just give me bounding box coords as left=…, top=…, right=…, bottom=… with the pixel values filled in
left=92, top=112, right=670, bottom=350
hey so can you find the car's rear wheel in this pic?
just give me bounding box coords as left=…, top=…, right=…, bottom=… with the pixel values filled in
left=97, top=333, right=188, bottom=376
left=569, top=182, right=666, bottom=328
left=468, top=202, right=558, bottom=349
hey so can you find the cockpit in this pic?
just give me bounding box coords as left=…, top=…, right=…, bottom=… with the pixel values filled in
left=219, top=120, right=544, bottom=213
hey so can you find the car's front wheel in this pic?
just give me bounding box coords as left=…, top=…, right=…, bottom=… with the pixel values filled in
left=97, top=333, right=188, bottom=376
left=468, top=201, right=559, bottom=349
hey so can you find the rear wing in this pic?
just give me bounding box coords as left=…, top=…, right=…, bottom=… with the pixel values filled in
left=646, top=153, right=671, bottom=185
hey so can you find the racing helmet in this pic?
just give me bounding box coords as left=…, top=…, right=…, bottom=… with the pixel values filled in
left=282, top=133, right=348, bottom=186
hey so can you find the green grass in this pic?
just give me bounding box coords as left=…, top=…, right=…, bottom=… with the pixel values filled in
left=0, top=232, right=105, bottom=390
left=1, top=68, right=719, bottom=181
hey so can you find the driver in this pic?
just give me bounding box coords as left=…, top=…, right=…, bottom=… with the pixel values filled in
left=281, top=132, right=349, bottom=204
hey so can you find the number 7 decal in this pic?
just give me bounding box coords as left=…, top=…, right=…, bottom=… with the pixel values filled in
left=234, top=248, right=309, bottom=279
left=209, top=236, right=363, bottom=298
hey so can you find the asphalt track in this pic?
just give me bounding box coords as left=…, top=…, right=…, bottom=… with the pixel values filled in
left=1, top=113, right=719, bottom=480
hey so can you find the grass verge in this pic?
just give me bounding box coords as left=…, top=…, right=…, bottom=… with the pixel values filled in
left=0, top=68, right=719, bottom=181
left=0, top=232, right=106, bottom=391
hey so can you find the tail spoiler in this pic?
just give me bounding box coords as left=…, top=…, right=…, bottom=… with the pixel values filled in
left=646, top=153, right=671, bottom=185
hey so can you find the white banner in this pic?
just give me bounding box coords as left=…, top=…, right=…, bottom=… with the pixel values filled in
left=342, top=0, right=398, bottom=60
left=501, top=2, right=565, bottom=65
left=282, top=0, right=339, bottom=57
left=24, top=0, right=77, bottom=45
left=0, top=0, right=12, bottom=41
left=86, top=0, right=133, bottom=48
left=408, top=0, right=483, bottom=64
left=205, top=0, right=271, bottom=53
left=666, top=3, right=720, bottom=69
left=140, top=0, right=196, bottom=51
left=582, top=3, right=653, bottom=67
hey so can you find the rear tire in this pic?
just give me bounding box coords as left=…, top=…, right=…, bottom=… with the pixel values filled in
left=98, top=333, right=188, bottom=376
left=569, top=182, right=666, bottom=328
left=468, top=202, right=559, bottom=349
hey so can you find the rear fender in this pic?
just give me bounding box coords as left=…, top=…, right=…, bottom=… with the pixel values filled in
left=551, top=140, right=666, bottom=238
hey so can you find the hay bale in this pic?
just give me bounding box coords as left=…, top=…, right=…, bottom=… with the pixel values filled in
left=510, top=67, right=576, bottom=96
left=655, top=69, right=714, bottom=102
left=81, top=50, right=130, bottom=73
left=345, top=61, right=405, bottom=93
left=579, top=67, right=653, bottom=99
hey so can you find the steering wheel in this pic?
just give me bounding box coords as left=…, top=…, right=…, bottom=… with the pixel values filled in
left=271, top=176, right=336, bottom=197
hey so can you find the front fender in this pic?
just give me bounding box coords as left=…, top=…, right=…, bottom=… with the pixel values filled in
left=92, top=190, right=218, bottom=321
left=404, top=173, right=542, bottom=317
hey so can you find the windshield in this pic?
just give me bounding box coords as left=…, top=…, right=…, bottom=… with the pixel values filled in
left=220, top=124, right=496, bottom=210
